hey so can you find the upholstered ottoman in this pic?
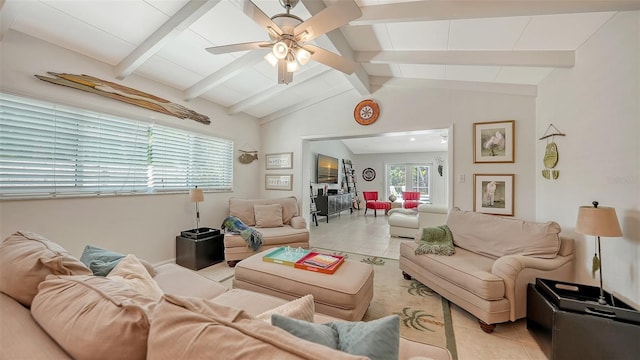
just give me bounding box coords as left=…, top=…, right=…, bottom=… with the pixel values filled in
left=233, top=249, right=374, bottom=321
left=388, top=209, right=419, bottom=238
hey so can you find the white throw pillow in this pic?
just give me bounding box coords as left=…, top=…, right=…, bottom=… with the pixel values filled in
left=256, top=294, right=315, bottom=323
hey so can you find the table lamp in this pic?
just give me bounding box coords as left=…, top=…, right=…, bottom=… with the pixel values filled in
left=189, top=186, right=204, bottom=233
left=576, top=201, right=622, bottom=305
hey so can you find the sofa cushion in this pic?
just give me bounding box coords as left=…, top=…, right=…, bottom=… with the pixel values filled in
left=147, top=294, right=367, bottom=360
left=0, top=231, right=92, bottom=306
left=446, top=207, right=561, bottom=259
left=271, top=314, right=400, bottom=360
left=107, top=254, right=164, bottom=302
left=255, top=203, right=284, bottom=228
left=31, top=275, right=157, bottom=360
left=153, top=263, right=227, bottom=300
left=401, top=242, right=505, bottom=301
left=0, top=292, right=72, bottom=359
left=256, top=294, right=315, bottom=323
left=80, top=244, right=157, bottom=277
left=229, top=197, right=299, bottom=226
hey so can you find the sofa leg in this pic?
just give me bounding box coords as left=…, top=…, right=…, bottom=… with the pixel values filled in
left=227, top=260, right=239, bottom=268
left=402, top=271, right=412, bottom=280
left=478, top=320, right=496, bottom=333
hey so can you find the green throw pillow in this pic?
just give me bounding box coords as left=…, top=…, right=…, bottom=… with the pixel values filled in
left=79, top=245, right=157, bottom=277
left=80, top=245, right=125, bottom=276
left=271, top=314, right=400, bottom=360
left=415, top=225, right=455, bottom=256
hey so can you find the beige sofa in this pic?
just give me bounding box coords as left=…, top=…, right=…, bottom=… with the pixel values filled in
left=400, top=207, right=575, bottom=333
left=1, top=231, right=452, bottom=360
left=224, top=196, right=310, bottom=266
left=388, top=204, right=449, bottom=238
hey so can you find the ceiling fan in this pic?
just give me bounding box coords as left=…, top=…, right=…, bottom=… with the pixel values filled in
left=206, top=0, right=362, bottom=84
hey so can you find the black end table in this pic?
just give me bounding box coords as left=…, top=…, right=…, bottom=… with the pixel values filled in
left=176, top=228, right=224, bottom=270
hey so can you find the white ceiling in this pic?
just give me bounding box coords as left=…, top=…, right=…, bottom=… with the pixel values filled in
left=2, top=0, right=638, bottom=153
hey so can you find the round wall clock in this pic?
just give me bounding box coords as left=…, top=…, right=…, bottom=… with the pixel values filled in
left=354, top=99, right=380, bottom=125
left=362, top=167, right=376, bottom=181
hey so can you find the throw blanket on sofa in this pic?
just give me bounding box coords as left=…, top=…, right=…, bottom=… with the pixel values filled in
left=415, top=225, right=455, bottom=256
left=221, top=216, right=263, bottom=252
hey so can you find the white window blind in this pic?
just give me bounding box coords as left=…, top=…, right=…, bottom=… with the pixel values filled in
left=0, top=93, right=233, bottom=199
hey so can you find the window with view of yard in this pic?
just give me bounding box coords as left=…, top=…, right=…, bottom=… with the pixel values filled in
left=386, top=163, right=431, bottom=202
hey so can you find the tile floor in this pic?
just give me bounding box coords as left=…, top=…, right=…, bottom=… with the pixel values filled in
left=309, top=210, right=548, bottom=360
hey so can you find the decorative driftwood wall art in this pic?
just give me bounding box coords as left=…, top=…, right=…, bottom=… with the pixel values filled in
left=35, top=72, right=210, bottom=125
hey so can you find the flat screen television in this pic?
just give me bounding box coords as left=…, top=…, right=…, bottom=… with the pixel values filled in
left=317, top=154, right=339, bottom=184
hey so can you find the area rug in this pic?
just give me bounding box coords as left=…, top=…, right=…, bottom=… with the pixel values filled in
left=315, top=249, right=458, bottom=359
left=199, top=249, right=458, bottom=359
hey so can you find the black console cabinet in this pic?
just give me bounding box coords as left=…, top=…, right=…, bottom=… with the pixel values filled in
left=176, top=229, right=224, bottom=270
left=527, top=282, right=640, bottom=359
left=315, top=194, right=352, bottom=223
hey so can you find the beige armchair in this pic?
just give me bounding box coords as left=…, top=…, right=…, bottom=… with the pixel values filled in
left=223, top=197, right=309, bottom=267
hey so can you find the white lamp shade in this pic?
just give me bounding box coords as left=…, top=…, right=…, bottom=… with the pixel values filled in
left=189, top=188, right=204, bottom=203
left=272, top=41, right=288, bottom=59
left=286, top=60, right=299, bottom=72
left=264, top=52, right=278, bottom=67
left=295, top=47, right=311, bottom=65
left=576, top=206, right=622, bottom=237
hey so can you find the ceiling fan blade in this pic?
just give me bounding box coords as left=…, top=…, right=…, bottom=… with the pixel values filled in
left=243, top=0, right=282, bottom=37
left=305, top=45, right=358, bottom=75
left=294, top=0, right=362, bottom=42
left=206, top=41, right=269, bottom=55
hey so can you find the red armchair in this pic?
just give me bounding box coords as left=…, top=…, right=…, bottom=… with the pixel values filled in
left=362, top=191, right=390, bottom=217
left=402, top=191, right=421, bottom=209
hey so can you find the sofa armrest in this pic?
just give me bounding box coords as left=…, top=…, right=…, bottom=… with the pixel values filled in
left=290, top=216, right=307, bottom=229
left=491, top=254, right=574, bottom=321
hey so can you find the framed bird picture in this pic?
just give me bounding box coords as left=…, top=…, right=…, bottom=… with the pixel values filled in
left=473, top=120, right=515, bottom=163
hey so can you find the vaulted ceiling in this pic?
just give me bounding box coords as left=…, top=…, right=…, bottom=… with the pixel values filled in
left=2, top=0, right=639, bottom=128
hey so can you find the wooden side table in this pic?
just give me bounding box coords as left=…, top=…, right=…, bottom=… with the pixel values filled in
left=386, top=201, right=402, bottom=214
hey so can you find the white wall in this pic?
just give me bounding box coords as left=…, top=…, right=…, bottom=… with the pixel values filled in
left=353, top=152, right=448, bottom=206
left=536, top=11, right=640, bottom=305
left=261, top=83, right=537, bottom=220
left=0, top=31, right=262, bottom=263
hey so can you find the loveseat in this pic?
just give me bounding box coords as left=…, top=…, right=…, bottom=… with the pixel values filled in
left=0, top=231, right=452, bottom=360
left=224, top=196, right=310, bottom=266
left=400, top=207, right=575, bottom=332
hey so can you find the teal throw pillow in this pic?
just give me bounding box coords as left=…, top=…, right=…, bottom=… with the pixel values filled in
left=415, top=225, right=455, bottom=256
left=271, top=314, right=400, bottom=360
left=79, top=245, right=125, bottom=276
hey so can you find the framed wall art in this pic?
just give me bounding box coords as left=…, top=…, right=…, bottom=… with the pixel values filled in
left=266, top=152, right=293, bottom=170
left=473, top=174, right=514, bottom=216
left=265, top=174, right=293, bottom=191
left=473, top=120, right=515, bottom=163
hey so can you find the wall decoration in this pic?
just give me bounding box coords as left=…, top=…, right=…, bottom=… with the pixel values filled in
left=362, top=167, right=376, bottom=181
left=473, top=174, right=514, bottom=216
left=35, top=72, right=210, bottom=124
left=473, top=120, right=514, bottom=163
left=265, top=174, right=293, bottom=191
left=238, top=150, right=258, bottom=164
left=539, top=124, right=566, bottom=180
left=354, top=99, right=380, bottom=125
left=266, top=152, right=293, bottom=170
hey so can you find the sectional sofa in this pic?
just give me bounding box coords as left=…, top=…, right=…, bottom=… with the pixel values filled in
left=0, top=231, right=452, bottom=360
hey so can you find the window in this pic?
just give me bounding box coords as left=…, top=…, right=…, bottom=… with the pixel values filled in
left=386, top=163, right=431, bottom=202
left=0, top=93, right=233, bottom=199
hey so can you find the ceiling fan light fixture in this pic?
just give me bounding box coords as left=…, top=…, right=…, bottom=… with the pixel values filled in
left=287, top=59, right=299, bottom=72
left=295, top=47, right=311, bottom=65
left=273, top=41, right=288, bottom=59
left=264, top=52, right=278, bottom=67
